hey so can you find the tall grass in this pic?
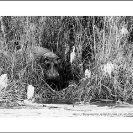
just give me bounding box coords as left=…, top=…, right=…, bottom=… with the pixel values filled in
left=0, top=16, right=133, bottom=107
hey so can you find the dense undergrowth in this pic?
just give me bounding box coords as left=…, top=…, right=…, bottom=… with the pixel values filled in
left=0, top=16, right=133, bottom=107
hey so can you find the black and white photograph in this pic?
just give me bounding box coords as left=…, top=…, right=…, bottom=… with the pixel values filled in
left=1, top=15, right=133, bottom=117
left=0, top=1, right=133, bottom=132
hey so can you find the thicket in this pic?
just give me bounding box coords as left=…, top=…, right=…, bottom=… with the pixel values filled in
left=0, top=16, right=133, bottom=107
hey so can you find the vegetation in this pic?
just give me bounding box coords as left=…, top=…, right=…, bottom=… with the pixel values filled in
left=0, top=16, right=133, bottom=107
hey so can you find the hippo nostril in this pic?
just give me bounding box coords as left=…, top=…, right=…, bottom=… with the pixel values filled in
left=47, top=72, right=59, bottom=79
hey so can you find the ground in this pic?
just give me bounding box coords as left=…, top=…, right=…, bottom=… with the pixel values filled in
left=0, top=101, right=133, bottom=117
